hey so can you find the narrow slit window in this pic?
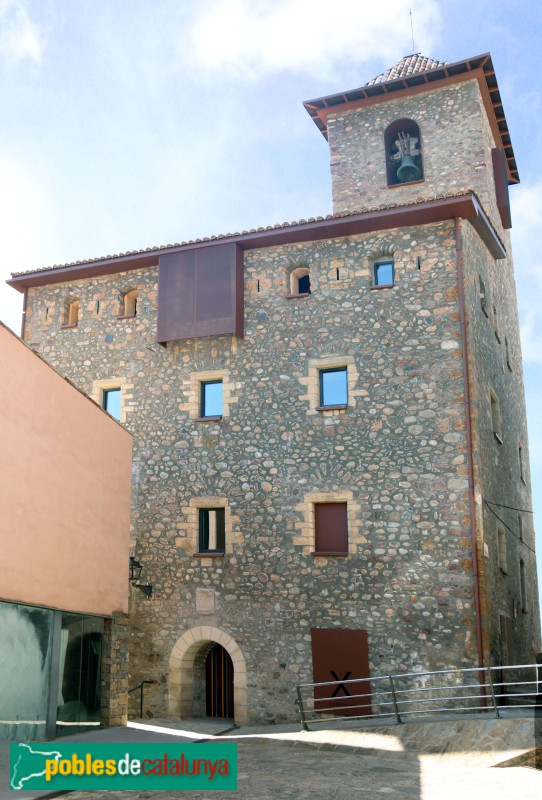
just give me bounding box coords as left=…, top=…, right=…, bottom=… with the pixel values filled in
left=479, top=276, right=488, bottom=316
left=201, top=380, right=223, bottom=418
left=518, top=445, right=525, bottom=483
left=199, top=508, right=226, bottom=553
left=519, top=560, right=527, bottom=611
left=490, top=390, right=503, bottom=443
left=518, top=513, right=524, bottom=543
left=497, top=528, right=507, bottom=574
left=373, top=260, right=394, bottom=287
left=319, top=367, right=347, bottom=408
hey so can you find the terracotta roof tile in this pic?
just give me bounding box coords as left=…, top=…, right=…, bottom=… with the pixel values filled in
left=10, top=190, right=474, bottom=279
left=366, top=53, right=447, bottom=86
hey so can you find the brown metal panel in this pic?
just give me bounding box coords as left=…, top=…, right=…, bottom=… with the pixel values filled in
left=492, top=148, right=512, bottom=229
left=156, top=250, right=196, bottom=343
left=314, top=502, right=348, bottom=553
left=157, top=243, right=243, bottom=343
left=311, top=628, right=371, bottom=716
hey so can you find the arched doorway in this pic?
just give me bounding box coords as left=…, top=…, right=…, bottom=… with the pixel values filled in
left=205, top=644, right=234, bottom=718
left=168, top=626, right=248, bottom=725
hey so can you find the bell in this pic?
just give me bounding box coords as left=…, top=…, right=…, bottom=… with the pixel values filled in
left=397, top=155, right=421, bottom=183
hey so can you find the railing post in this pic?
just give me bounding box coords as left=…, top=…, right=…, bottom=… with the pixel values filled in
left=389, top=676, right=402, bottom=724
left=487, top=668, right=500, bottom=719
left=296, top=685, right=309, bottom=732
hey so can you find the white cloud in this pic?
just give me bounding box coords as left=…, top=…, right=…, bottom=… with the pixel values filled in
left=0, top=0, right=42, bottom=65
left=0, top=156, right=51, bottom=333
left=179, top=0, right=442, bottom=81
left=511, top=180, right=542, bottom=364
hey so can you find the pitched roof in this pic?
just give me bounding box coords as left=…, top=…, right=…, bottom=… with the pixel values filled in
left=366, top=53, right=447, bottom=85
left=8, top=190, right=506, bottom=290
left=303, top=52, right=519, bottom=184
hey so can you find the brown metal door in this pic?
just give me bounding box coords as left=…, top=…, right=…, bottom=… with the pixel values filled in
left=311, top=628, right=371, bottom=716
left=205, top=644, right=234, bottom=719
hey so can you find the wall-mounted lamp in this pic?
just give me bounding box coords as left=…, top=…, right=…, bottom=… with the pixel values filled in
left=129, top=556, right=153, bottom=599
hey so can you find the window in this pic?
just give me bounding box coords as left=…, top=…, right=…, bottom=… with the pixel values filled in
left=198, top=508, right=225, bottom=553
left=505, top=337, right=512, bottom=371
left=120, top=289, right=138, bottom=318
left=373, top=260, right=394, bottom=287
left=519, top=560, right=527, bottom=612
left=288, top=267, right=311, bottom=297
left=314, top=502, right=348, bottom=555
left=518, top=513, right=524, bottom=543
left=479, top=276, right=488, bottom=316
left=62, top=299, right=80, bottom=327
left=385, top=118, right=423, bottom=186
left=201, top=380, right=223, bottom=418
left=490, top=390, right=502, bottom=443
left=493, top=305, right=500, bottom=342
left=518, top=445, right=526, bottom=484
left=102, top=388, right=121, bottom=421
left=497, top=527, right=507, bottom=574
left=319, top=367, right=348, bottom=408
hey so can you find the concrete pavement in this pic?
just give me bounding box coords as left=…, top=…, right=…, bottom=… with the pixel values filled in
left=2, top=716, right=540, bottom=800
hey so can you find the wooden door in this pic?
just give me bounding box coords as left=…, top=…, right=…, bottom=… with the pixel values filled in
left=205, top=644, right=234, bottom=719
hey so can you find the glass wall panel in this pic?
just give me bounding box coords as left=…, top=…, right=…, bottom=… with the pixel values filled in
left=0, top=602, right=53, bottom=741
left=56, top=613, right=103, bottom=737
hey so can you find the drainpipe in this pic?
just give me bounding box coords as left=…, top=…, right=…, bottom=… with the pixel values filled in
left=455, top=216, right=484, bottom=669
left=21, top=287, right=28, bottom=339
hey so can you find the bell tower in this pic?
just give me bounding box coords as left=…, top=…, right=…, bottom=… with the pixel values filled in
left=303, top=53, right=518, bottom=235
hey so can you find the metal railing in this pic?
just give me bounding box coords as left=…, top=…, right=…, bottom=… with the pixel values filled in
left=128, top=680, right=158, bottom=719
left=295, top=663, right=541, bottom=731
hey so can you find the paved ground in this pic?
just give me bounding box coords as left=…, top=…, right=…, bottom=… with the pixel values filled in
left=2, top=718, right=540, bottom=800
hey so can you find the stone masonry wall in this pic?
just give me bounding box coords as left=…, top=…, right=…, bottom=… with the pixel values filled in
left=23, top=218, right=482, bottom=723
left=327, top=79, right=504, bottom=237
left=461, top=220, right=541, bottom=663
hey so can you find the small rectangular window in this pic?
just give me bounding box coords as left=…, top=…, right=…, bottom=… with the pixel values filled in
left=319, top=367, right=347, bottom=408
left=490, top=390, right=502, bottom=443
left=373, top=261, right=394, bottom=287
left=314, top=502, right=348, bottom=554
left=201, top=380, right=223, bottom=418
left=102, top=388, right=121, bottom=421
left=199, top=508, right=225, bottom=553
left=519, top=560, right=527, bottom=612
left=518, top=445, right=526, bottom=484
left=497, top=527, right=507, bottom=574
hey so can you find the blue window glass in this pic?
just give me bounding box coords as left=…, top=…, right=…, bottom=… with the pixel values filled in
left=319, top=368, right=347, bottom=407
left=374, top=261, right=394, bottom=286
left=201, top=381, right=223, bottom=417
left=102, top=388, right=121, bottom=421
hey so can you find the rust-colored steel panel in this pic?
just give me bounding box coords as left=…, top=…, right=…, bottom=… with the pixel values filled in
left=311, top=628, right=371, bottom=716
left=314, top=502, right=348, bottom=554
left=157, top=243, right=243, bottom=343
left=492, top=147, right=512, bottom=229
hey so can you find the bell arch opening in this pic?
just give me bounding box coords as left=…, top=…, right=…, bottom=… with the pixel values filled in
left=168, top=627, right=247, bottom=724
left=384, top=118, right=423, bottom=186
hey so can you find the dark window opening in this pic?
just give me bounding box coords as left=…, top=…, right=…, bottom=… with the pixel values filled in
left=319, top=367, right=347, bottom=407
left=102, top=388, right=121, bottom=421
left=373, top=261, right=394, bottom=287
left=314, top=502, right=348, bottom=554
left=385, top=118, right=423, bottom=186
left=479, top=276, right=488, bottom=316
left=298, top=274, right=311, bottom=294
left=201, top=380, right=223, bottom=418
left=520, top=560, right=527, bottom=612
left=199, top=508, right=226, bottom=553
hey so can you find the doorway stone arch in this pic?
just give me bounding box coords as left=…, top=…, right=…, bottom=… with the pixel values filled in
left=168, top=626, right=248, bottom=724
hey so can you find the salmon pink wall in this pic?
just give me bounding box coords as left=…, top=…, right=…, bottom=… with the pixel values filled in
left=0, top=323, right=132, bottom=616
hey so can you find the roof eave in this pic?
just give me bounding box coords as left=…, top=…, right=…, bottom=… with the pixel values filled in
left=303, top=52, right=519, bottom=185
left=7, top=193, right=505, bottom=292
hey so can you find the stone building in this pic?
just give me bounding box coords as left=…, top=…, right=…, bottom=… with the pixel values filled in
left=7, top=52, right=541, bottom=725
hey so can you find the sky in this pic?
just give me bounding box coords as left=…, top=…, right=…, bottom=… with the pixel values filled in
left=1, top=0, right=541, bottom=618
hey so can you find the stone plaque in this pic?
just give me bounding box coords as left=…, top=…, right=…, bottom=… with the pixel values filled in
left=195, top=588, right=215, bottom=615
